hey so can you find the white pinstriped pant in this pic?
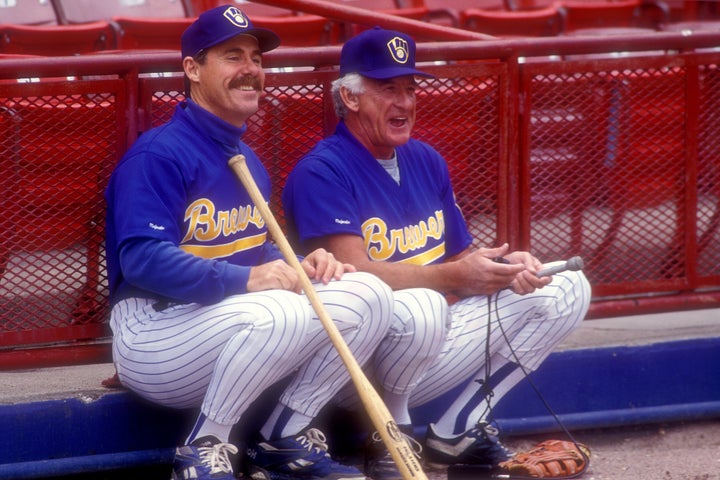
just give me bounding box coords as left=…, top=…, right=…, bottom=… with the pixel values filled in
left=331, top=288, right=449, bottom=409
left=110, top=271, right=393, bottom=425
left=408, top=268, right=592, bottom=407
left=332, top=270, right=589, bottom=412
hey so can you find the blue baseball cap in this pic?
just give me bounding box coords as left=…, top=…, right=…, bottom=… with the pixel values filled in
left=181, top=5, right=280, bottom=58
left=339, top=27, right=433, bottom=79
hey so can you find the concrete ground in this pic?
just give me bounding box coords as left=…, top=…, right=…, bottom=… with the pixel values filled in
left=557, top=419, right=720, bottom=480
left=1, top=307, right=719, bottom=479
left=421, top=418, right=720, bottom=480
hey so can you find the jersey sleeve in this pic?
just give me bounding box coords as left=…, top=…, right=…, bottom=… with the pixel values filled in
left=117, top=238, right=251, bottom=304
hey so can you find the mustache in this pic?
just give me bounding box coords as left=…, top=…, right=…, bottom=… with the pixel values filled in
left=228, top=76, right=262, bottom=91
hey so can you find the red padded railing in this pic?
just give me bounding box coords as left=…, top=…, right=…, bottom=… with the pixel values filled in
left=1, top=29, right=719, bottom=367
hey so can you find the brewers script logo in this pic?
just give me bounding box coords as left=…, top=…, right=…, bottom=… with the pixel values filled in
left=362, top=210, right=445, bottom=265
left=180, top=198, right=266, bottom=259
left=386, top=36, right=410, bottom=65
left=223, top=6, right=250, bottom=28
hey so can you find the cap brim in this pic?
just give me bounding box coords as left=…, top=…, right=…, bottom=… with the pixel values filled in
left=360, top=67, right=434, bottom=80
left=193, top=27, right=280, bottom=56
left=247, top=27, right=281, bottom=52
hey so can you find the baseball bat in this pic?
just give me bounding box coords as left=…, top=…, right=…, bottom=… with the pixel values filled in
left=536, top=256, right=584, bottom=277
left=228, top=154, right=426, bottom=480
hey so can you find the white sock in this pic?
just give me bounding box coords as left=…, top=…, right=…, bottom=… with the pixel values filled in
left=383, top=391, right=412, bottom=426
left=260, top=405, right=313, bottom=440
left=186, top=414, right=233, bottom=444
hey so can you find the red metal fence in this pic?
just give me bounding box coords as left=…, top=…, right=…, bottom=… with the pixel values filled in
left=1, top=31, right=719, bottom=367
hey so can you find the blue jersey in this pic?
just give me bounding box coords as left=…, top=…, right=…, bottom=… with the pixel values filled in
left=282, top=120, right=472, bottom=265
left=105, top=100, right=284, bottom=305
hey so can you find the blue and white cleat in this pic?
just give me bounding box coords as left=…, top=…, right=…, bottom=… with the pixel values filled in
left=171, top=436, right=238, bottom=480
left=244, top=427, right=366, bottom=480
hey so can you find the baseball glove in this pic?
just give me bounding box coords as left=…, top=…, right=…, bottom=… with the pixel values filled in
left=498, top=439, right=590, bottom=478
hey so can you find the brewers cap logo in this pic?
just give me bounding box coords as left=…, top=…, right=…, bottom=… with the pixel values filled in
left=223, top=6, right=250, bottom=28
left=386, top=36, right=409, bottom=65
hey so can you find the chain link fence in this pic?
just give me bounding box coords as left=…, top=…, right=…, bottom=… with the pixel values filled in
left=1, top=45, right=718, bottom=362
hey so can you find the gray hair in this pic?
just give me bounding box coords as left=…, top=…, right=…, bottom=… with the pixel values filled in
left=331, top=73, right=365, bottom=118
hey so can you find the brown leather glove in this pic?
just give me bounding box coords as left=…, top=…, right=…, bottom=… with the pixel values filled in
left=498, top=439, right=590, bottom=478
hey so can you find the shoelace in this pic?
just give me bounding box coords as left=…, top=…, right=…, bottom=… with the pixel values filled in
left=371, top=430, right=423, bottom=459
left=298, top=428, right=331, bottom=456
left=197, top=442, right=238, bottom=474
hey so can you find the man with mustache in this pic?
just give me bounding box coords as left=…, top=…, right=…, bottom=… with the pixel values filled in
left=283, top=27, right=592, bottom=479
left=105, top=6, right=398, bottom=480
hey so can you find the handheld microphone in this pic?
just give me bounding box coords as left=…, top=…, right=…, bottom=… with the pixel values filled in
left=536, top=256, right=584, bottom=277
